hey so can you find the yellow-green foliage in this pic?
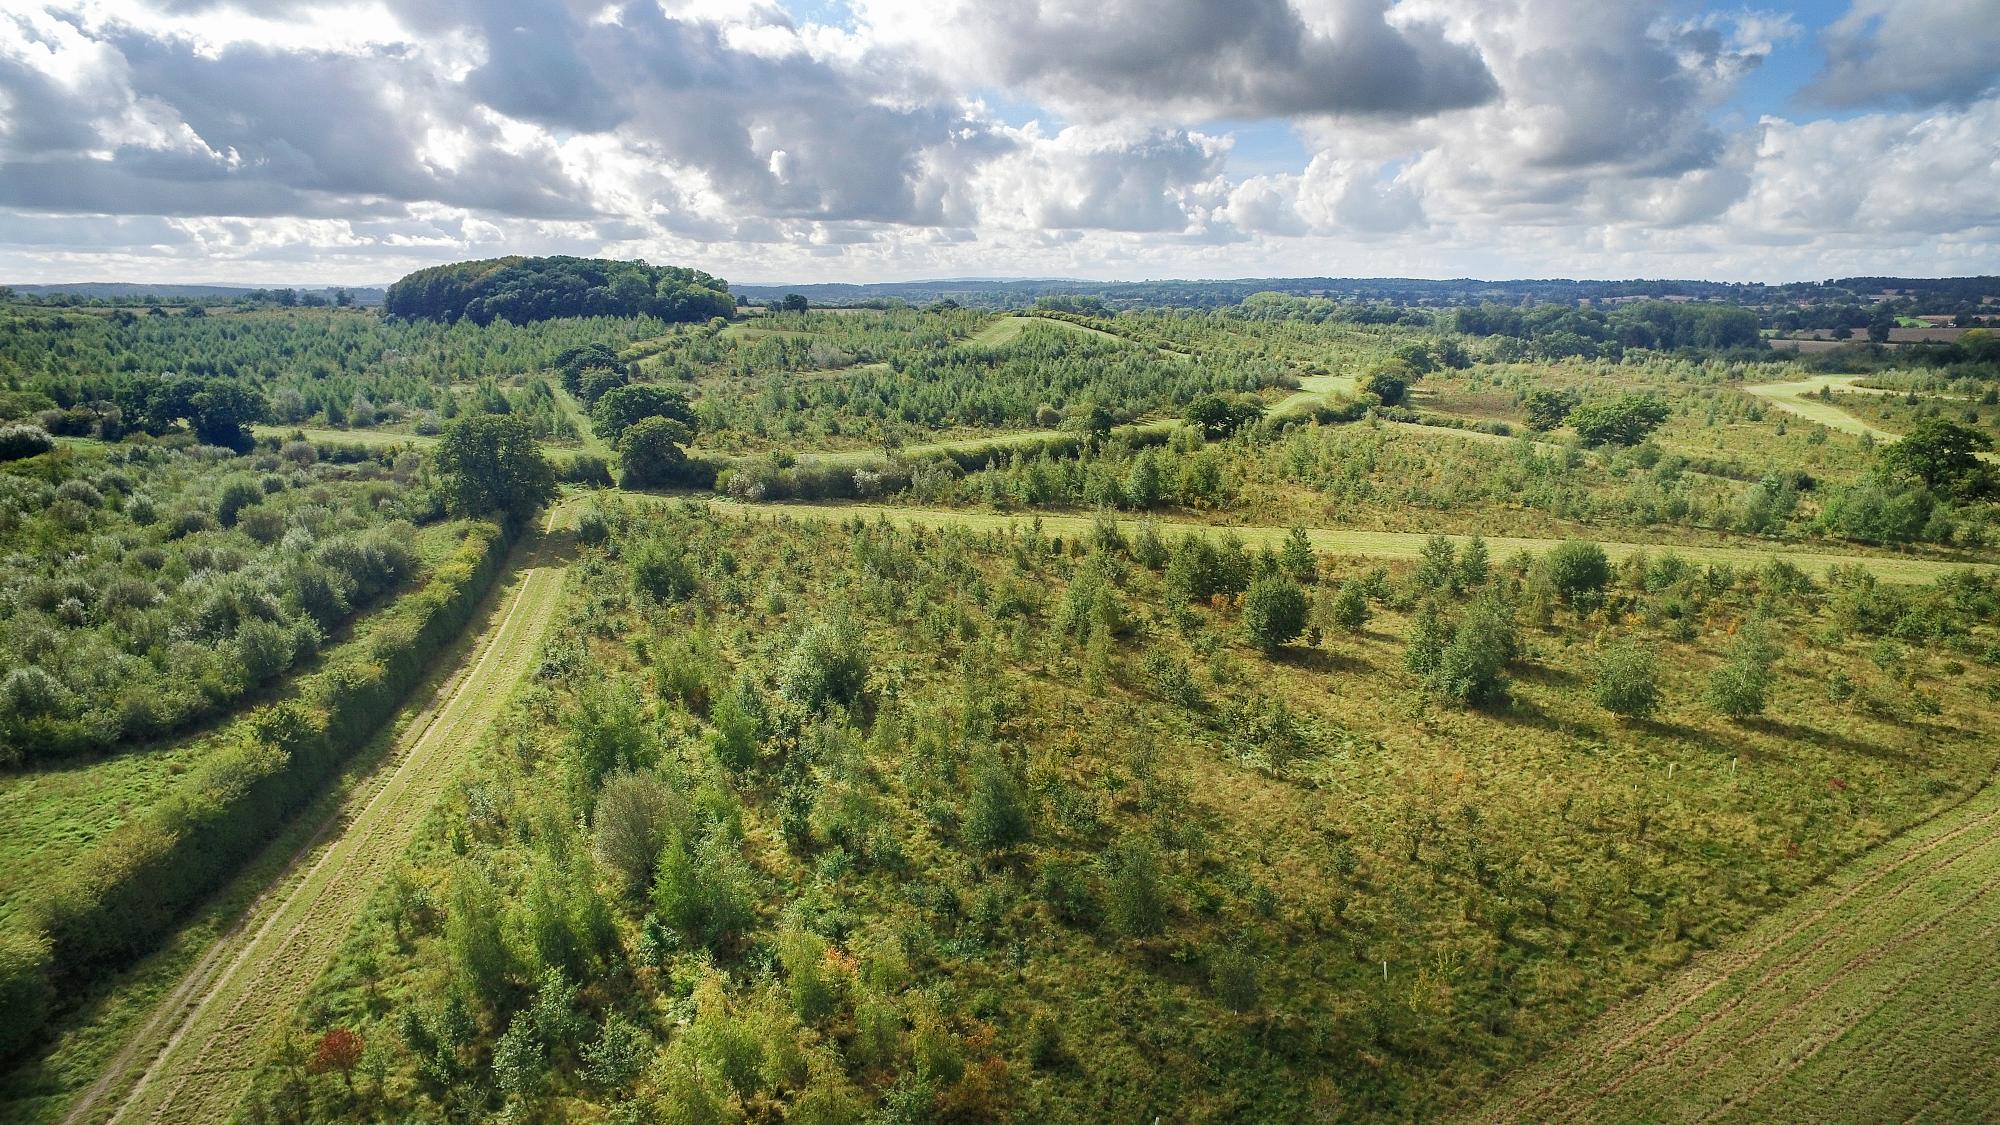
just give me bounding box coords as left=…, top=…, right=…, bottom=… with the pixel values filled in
left=252, top=501, right=2000, bottom=1121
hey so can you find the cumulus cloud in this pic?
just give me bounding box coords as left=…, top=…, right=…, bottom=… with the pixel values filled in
left=1807, top=0, right=2000, bottom=109
left=861, top=0, right=1496, bottom=122
left=0, top=0, right=1992, bottom=284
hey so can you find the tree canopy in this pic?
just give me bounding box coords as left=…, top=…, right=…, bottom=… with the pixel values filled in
left=435, top=414, right=556, bottom=520
left=386, top=257, right=733, bottom=326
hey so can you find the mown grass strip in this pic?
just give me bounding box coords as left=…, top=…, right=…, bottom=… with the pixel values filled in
left=63, top=523, right=569, bottom=1125
left=1470, top=777, right=2000, bottom=1123
left=702, top=498, right=1996, bottom=585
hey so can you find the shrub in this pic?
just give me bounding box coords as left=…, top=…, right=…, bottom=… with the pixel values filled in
left=216, top=476, right=264, bottom=528
left=0, top=424, right=55, bottom=461
left=1105, top=837, right=1167, bottom=937
left=1323, top=581, right=1371, bottom=634
left=1592, top=642, right=1663, bottom=718
left=780, top=618, right=870, bottom=711
left=235, top=617, right=296, bottom=685
left=1569, top=394, right=1670, bottom=447
left=1242, top=574, right=1309, bottom=653
left=1210, top=948, right=1261, bottom=1013
left=593, top=770, right=686, bottom=897
left=1543, top=541, right=1612, bottom=607
left=964, top=756, right=1032, bottom=852
left=618, top=417, right=693, bottom=489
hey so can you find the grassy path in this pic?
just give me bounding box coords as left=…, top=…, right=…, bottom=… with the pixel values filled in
left=703, top=499, right=1993, bottom=585
left=1472, top=777, right=2000, bottom=1123
left=64, top=515, right=572, bottom=1125
left=1742, top=374, right=1901, bottom=440
left=548, top=379, right=612, bottom=459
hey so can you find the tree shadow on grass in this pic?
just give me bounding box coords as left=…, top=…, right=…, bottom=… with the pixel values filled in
left=1289, top=647, right=1371, bottom=676
left=1737, top=716, right=1911, bottom=763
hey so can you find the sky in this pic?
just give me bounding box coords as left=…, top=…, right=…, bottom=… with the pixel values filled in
left=0, top=0, right=1995, bottom=287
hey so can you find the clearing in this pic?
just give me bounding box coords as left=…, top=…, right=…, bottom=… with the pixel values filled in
left=1742, top=375, right=1901, bottom=440
left=1474, top=776, right=2000, bottom=1123
left=62, top=515, right=573, bottom=1125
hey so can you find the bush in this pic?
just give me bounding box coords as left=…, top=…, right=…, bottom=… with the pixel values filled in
left=1105, top=837, right=1167, bottom=937
left=1543, top=541, right=1611, bottom=607
left=781, top=618, right=870, bottom=711
left=964, top=756, right=1032, bottom=852
left=1707, top=626, right=1777, bottom=719
left=235, top=617, right=296, bottom=685
left=1592, top=642, right=1662, bottom=718
left=617, top=417, right=693, bottom=490
left=1242, top=574, right=1309, bottom=653
left=0, top=424, right=55, bottom=461
left=1569, top=394, right=1670, bottom=447
left=1323, top=581, right=1371, bottom=633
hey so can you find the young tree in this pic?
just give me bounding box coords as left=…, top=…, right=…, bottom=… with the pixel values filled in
left=593, top=769, right=686, bottom=897
left=617, top=416, right=694, bottom=489
left=965, top=755, right=1033, bottom=852
left=1105, top=837, right=1167, bottom=937
left=1457, top=536, right=1491, bottom=588
left=1414, top=534, right=1459, bottom=593
left=436, top=414, right=555, bottom=520
left=1542, top=540, right=1612, bottom=607
left=1592, top=641, right=1663, bottom=719
left=1706, top=624, right=1778, bottom=720
left=781, top=618, right=870, bottom=711
left=1322, top=580, right=1371, bottom=634
left=307, top=1028, right=365, bottom=1090
left=1242, top=574, right=1309, bottom=653
left=1279, top=525, right=1316, bottom=582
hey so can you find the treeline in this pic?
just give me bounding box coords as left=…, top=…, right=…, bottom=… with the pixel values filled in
left=0, top=520, right=508, bottom=1063
left=384, top=257, right=734, bottom=326
left=1453, top=300, right=1763, bottom=357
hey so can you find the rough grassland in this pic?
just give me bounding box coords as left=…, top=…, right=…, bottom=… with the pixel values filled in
left=1475, top=776, right=2000, bottom=1123
left=59, top=518, right=571, bottom=1125
left=1742, top=375, right=1900, bottom=440
left=706, top=499, right=1996, bottom=585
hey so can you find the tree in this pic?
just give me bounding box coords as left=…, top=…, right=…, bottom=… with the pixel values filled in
left=593, top=770, right=685, bottom=896
left=1242, top=574, right=1309, bottom=653
left=780, top=293, right=810, bottom=312
left=1279, top=525, right=1316, bottom=582
left=1569, top=394, right=1670, bottom=447
left=308, top=1028, right=365, bottom=1089
left=1592, top=642, right=1662, bottom=718
left=435, top=414, right=555, bottom=521
left=1123, top=450, right=1164, bottom=509
left=964, top=756, right=1032, bottom=852
left=1323, top=581, right=1371, bottom=634
left=617, top=416, right=694, bottom=489
left=1706, top=625, right=1777, bottom=719
left=190, top=381, right=265, bottom=450
left=0, top=424, right=54, bottom=462
left=1358, top=359, right=1416, bottom=406
left=1875, top=419, right=1991, bottom=495
left=1105, top=837, right=1166, bottom=937
left=1064, top=401, right=1114, bottom=445
left=1424, top=596, right=1517, bottom=707
left=1543, top=540, right=1611, bottom=607
left=1458, top=536, right=1491, bottom=588
left=1522, top=387, right=1578, bottom=431
left=781, top=618, right=869, bottom=711
left=1414, top=534, right=1458, bottom=593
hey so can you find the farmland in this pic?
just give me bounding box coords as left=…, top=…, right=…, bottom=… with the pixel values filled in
left=1, top=266, right=1998, bottom=1123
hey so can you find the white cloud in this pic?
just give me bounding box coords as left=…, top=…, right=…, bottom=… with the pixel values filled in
left=0, top=0, right=1992, bottom=284
left=1807, top=0, right=2000, bottom=109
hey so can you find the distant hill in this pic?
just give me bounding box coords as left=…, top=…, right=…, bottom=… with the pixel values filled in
left=4, top=282, right=386, bottom=305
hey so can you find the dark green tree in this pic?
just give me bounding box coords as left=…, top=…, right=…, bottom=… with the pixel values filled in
left=435, top=414, right=556, bottom=520
left=1242, top=574, right=1309, bottom=653
left=616, top=417, right=693, bottom=489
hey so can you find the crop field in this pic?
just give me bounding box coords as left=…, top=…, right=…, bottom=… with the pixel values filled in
left=3, top=270, right=1999, bottom=1124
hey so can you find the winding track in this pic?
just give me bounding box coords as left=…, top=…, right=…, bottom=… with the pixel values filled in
left=63, top=512, right=572, bottom=1125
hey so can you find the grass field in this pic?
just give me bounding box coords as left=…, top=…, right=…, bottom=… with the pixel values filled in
left=56, top=516, right=572, bottom=1125
left=1742, top=375, right=1901, bottom=440
left=704, top=498, right=1996, bottom=584
left=1476, top=775, right=2000, bottom=1123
